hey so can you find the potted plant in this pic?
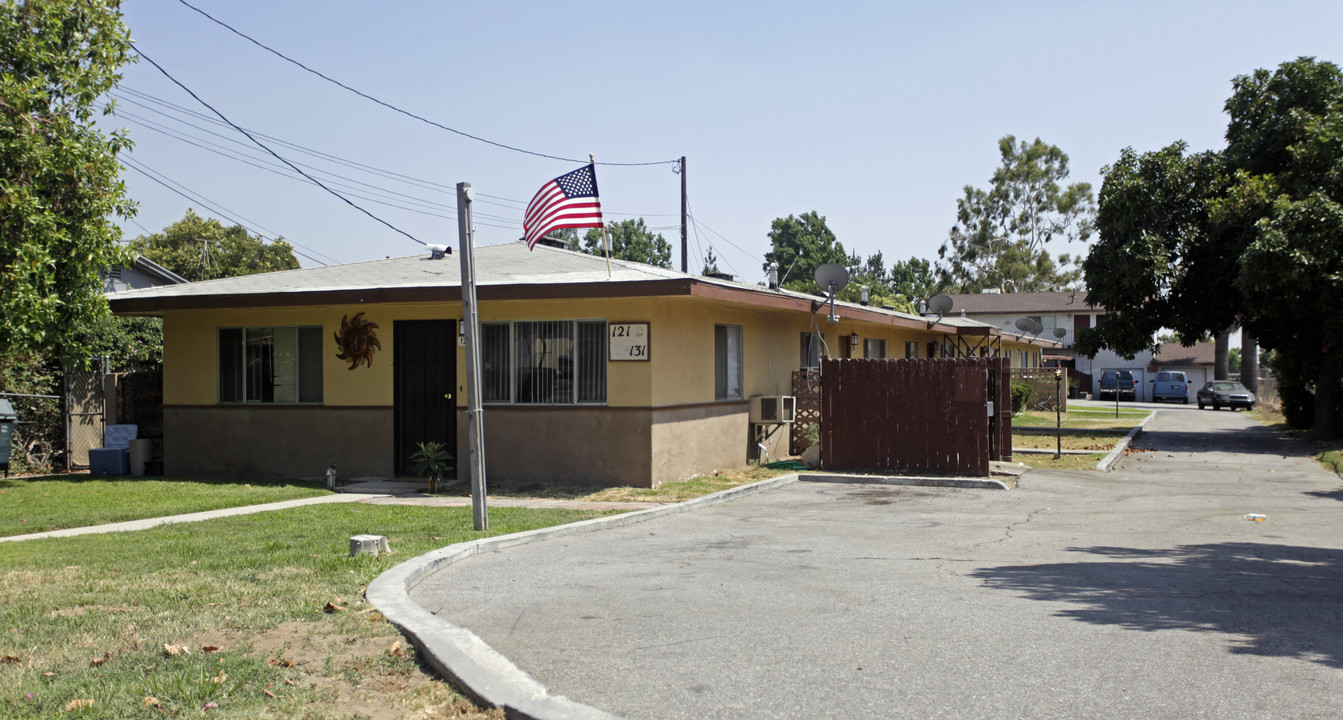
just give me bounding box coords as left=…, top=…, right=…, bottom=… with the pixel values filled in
left=409, top=441, right=452, bottom=494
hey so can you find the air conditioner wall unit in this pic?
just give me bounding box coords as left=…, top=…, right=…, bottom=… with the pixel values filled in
left=749, top=395, right=796, bottom=424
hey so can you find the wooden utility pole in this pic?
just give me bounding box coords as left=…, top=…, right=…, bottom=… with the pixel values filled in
left=680, top=156, right=687, bottom=273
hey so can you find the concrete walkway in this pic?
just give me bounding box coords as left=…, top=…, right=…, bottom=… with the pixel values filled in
left=0, top=480, right=668, bottom=544
left=0, top=492, right=379, bottom=543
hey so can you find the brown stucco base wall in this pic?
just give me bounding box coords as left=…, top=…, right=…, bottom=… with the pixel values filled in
left=164, top=406, right=393, bottom=479
left=459, top=407, right=653, bottom=488
left=650, top=402, right=748, bottom=486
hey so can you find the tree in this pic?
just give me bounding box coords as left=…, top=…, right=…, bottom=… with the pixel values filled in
left=701, top=247, right=720, bottom=276
left=560, top=218, right=672, bottom=269
left=129, top=209, right=300, bottom=281
left=888, top=256, right=936, bottom=307
left=0, top=0, right=136, bottom=365
left=937, top=136, right=1094, bottom=293
left=1083, top=57, right=1343, bottom=438
left=1080, top=144, right=1235, bottom=357
left=762, top=211, right=848, bottom=294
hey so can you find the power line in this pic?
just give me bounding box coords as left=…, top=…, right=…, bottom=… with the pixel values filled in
left=173, top=0, right=678, bottom=168
left=109, top=105, right=518, bottom=226
left=111, top=87, right=673, bottom=227
left=121, top=156, right=335, bottom=266
left=116, top=88, right=461, bottom=196
left=133, top=46, right=427, bottom=247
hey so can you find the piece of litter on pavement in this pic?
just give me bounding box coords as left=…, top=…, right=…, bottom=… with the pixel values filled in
left=1244, top=514, right=1267, bottom=522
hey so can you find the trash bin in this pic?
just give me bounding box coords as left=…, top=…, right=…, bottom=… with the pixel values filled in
left=0, top=399, right=16, bottom=479
left=129, top=438, right=153, bottom=477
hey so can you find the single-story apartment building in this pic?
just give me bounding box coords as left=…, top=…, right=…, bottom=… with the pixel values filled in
left=108, top=242, right=1054, bottom=487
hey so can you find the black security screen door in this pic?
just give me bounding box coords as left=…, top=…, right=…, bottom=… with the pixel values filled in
left=394, top=320, right=456, bottom=477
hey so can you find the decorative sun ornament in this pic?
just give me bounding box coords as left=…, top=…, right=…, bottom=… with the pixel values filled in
left=334, top=312, right=381, bottom=370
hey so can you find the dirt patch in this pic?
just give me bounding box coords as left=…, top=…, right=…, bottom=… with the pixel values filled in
left=221, top=620, right=503, bottom=720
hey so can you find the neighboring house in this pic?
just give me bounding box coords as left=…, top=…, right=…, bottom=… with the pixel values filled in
left=108, top=242, right=1053, bottom=488
left=943, top=290, right=1171, bottom=400
left=941, top=290, right=1106, bottom=352
left=101, top=255, right=188, bottom=293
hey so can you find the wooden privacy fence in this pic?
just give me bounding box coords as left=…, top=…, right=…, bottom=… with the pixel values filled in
left=820, top=357, right=1011, bottom=476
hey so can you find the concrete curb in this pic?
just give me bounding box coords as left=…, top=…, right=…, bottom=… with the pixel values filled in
left=366, top=470, right=1011, bottom=719
left=797, top=472, right=1010, bottom=490
left=1096, top=410, right=1159, bottom=472
left=366, top=473, right=801, bottom=720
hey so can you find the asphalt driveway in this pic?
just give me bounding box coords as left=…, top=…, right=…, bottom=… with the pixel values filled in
left=409, top=409, right=1343, bottom=719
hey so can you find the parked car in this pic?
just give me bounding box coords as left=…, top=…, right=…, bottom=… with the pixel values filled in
left=1151, top=371, right=1190, bottom=404
left=1196, top=381, right=1256, bottom=410
left=1099, top=370, right=1137, bottom=400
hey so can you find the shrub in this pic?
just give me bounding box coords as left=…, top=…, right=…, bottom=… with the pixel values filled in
left=1010, top=381, right=1034, bottom=416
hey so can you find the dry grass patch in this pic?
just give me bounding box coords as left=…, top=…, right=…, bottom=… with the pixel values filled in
left=1013, top=452, right=1109, bottom=471
left=1013, top=434, right=1122, bottom=451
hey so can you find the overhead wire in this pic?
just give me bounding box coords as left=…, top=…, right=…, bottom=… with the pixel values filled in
left=120, top=156, right=334, bottom=266
left=111, top=87, right=673, bottom=230
left=133, top=46, right=428, bottom=247
left=107, top=105, right=518, bottom=228
left=173, top=0, right=678, bottom=168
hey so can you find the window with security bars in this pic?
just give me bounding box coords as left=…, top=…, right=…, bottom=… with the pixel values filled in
left=479, top=320, right=607, bottom=404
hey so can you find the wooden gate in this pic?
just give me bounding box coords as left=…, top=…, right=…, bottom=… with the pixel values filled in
left=820, top=358, right=1010, bottom=476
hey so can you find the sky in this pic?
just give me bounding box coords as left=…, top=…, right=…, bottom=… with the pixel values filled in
left=110, top=0, right=1343, bottom=284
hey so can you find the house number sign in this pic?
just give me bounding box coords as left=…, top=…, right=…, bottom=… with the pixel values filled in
left=609, top=323, right=649, bottom=361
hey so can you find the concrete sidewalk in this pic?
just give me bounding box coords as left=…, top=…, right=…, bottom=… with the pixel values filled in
left=0, top=492, right=380, bottom=543
left=0, top=482, right=667, bottom=544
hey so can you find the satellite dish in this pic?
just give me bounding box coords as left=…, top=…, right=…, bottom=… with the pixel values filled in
left=1014, top=318, right=1034, bottom=332
left=813, top=264, right=849, bottom=324
left=813, top=264, right=850, bottom=294
left=1052, top=327, right=1067, bottom=339
left=1031, top=319, right=1044, bottom=335
left=927, top=295, right=953, bottom=316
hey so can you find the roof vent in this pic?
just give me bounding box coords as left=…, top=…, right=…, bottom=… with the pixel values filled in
left=705, top=271, right=735, bottom=281
left=534, top=237, right=567, bottom=249
left=427, top=244, right=451, bottom=260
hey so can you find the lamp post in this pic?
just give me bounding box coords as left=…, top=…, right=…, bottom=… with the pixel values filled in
left=1054, top=368, right=1063, bottom=460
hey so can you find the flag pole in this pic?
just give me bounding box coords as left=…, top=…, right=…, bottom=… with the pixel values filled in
left=592, top=154, right=612, bottom=279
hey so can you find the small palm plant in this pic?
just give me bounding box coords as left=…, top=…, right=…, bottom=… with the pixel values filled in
left=409, top=441, right=453, bottom=494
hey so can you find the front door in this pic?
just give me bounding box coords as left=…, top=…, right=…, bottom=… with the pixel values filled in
left=394, top=320, right=456, bottom=477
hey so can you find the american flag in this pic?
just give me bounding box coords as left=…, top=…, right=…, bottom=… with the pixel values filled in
left=523, top=163, right=604, bottom=250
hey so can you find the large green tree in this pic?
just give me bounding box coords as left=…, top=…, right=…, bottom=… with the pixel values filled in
left=1083, top=57, right=1343, bottom=438
left=0, top=0, right=135, bottom=365
left=762, top=211, right=848, bottom=293
left=129, top=209, right=300, bottom=281
left=937, top=136, right=1094, bottom=293
left=562, top=218, right=672, bottom=269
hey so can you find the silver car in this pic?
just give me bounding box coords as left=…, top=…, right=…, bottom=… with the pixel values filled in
left=1196, top=381, right=1255, bottom=411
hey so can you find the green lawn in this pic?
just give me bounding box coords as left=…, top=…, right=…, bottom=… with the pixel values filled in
left=0, top=503, right=613, bottom=719
left=0, top=475, right=331, bottom=537
left=1014, top=409, right=1146, bottom=431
